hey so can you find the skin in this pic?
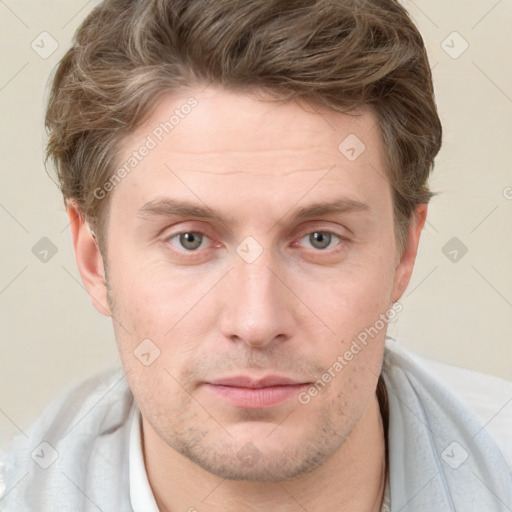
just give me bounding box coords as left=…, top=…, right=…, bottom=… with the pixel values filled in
left=68, top=85, right=427, bottom=511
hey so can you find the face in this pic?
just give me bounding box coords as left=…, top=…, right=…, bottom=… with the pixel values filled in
left=84, top=85, right=416, bottom=481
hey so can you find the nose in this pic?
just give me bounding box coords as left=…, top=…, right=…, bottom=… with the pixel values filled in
left=218, top=246, right=296, bottom=349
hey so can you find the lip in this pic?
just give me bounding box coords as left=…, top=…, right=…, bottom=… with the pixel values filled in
left=209, top=375, right=305, bottom=388
left=203, top=375, right=310, bottom=409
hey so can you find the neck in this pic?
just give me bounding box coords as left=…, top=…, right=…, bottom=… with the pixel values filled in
left=142, top=389, right=387, bottom=512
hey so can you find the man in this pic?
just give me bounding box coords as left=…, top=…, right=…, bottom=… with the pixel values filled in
left=1, top=0, right=511, bottom=510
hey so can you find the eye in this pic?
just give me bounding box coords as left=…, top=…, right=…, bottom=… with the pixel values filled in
left=299, top=231, right=342, bottom=251
left=168, top=231, right=209, bottom=251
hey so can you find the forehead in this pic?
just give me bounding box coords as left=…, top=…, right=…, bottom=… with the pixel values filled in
left=109, top=85, right=390, bottom=221
left=125, top=85, right=382, bottom=161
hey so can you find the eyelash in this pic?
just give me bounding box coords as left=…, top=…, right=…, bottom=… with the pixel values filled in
left=163, top=228, right=347, bottom=257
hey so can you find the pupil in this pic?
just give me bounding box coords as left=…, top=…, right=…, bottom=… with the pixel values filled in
left=181, top=232, right=202, bottom=250
left=311, top=232, right=330, bottom=249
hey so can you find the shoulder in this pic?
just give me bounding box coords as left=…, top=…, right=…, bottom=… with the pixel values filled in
left=0, top=366, right=134, bottom=507
left=384, top=338, right=512, bottom=469
left=17, top=365, right=132, bottom=442
left=417, top=354, right=512, bottom=469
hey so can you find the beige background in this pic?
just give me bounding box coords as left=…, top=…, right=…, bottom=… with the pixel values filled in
left=1, top=0, right=511, bottom=449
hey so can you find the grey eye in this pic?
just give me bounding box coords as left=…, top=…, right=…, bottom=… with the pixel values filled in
left=308, top=232, right=333, bottom=250
left=177, top=232, right=204, bottom=251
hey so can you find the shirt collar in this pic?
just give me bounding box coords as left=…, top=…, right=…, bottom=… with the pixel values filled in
left=129, top=405, right=160, bottom=512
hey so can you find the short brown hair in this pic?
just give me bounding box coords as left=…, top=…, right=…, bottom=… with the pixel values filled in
left=45, top=0, right=442, bottom=255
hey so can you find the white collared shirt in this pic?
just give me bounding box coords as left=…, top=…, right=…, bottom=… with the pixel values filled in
left=129, top=406, right=160, bottom=512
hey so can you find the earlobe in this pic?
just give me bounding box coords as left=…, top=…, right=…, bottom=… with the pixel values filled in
left=391, top=204, right=428, bottom=303
left=66, top=201, right=111, bottom=317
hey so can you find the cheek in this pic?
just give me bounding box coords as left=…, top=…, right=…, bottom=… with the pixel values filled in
left=107, top=262, right=214, bottom=382
left=294, top=253, right=394, bottom=385
left=293, top=253, right=395, bottom=337
left=107, top=251, right=190, bottom=328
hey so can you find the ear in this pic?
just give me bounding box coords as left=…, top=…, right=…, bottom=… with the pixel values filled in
left=391, top=203, right=428, bottom=302
left=66, top=201, right=111, bottom=317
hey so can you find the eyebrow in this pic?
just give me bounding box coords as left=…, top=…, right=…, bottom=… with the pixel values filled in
left=137, top=196, right=371, bottom=226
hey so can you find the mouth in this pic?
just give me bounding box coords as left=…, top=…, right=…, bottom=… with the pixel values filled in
left=202, top=375, right=311, bottom=409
